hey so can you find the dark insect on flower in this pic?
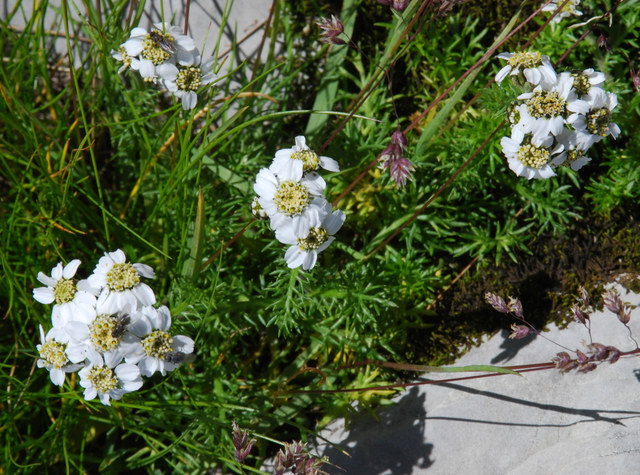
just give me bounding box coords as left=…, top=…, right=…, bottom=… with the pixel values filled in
left=316, top=15, right=345, bottom=45
left=149, top=30, right=177, bottom=55
left=164, top=351, right=195, bottom=365
left=111, top=314, right=131, bottom=338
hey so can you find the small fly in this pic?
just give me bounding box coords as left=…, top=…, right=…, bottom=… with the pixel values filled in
left=149, top=30, right=176, bottom=55
left=111, top=314, right=131, bottom=338
left=164, top=351, right=195, bottom=365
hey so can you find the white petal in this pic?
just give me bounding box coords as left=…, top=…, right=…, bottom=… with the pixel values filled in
left=324, top=210, right=346, bottom=235
left=319, top=156, right=340, bottom=172
left=132, top=283, right=156, bottom=306
left=33, top=287, right=55, bottom=304
left=172, top=335, right=194, bottom=354
left=294, top=136, right=307, bottom=149
left=301, top=252, right=317, bottom=270
left=51, top=263, right=64, bottom=280
left=50, top=368, right=66, bottom=386
left=495, top=65, right=511, bottom=84
left=115, top=363, right=141, bottom=381
left=62, top=260, right=81, bottom=279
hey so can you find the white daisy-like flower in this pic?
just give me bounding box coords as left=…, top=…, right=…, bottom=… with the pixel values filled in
left=515, top=72, right=575, bottom=139
left=79, top=361, right=143, bottom=406
left=542, top=0, right=582, bottom=23
left=251, top=196, right=268, bottom=219
left=552, top=129, right=591, bottom=171
left=270, top=136, right=340, bottom=181
left=495, top=51, right=557, bottom=86
left=570, top=68, right=605, bottom=99
left=36, top=325, right=82, bottom=387
left=122, top=23, right=196, bottom=80
left=253, top=167, right=327, bottom=233
left=158, top=53, right=217, bottom=110
left=87, top=249, right=156, bottom=315
left=125, top=306, right=194, bottom=377
left=275, top=200, right=345, bottom=271
left=501, top=128, right=565, bottom=179
left=111, top=46, right=138, bottom=74
left=65, top=310, right=139, bottom=368
left=33, top=259, right=97, bottom=328
left=567, top=89, right=620, bottom=150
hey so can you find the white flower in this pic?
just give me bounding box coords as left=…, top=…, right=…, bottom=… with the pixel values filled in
left=270, top=136, right=340, bottom=181
left=122, top=23, right=196, bottom=80
left=570, top=68, right=605, bottom=99
left=125, top=306, right=194, bottom=377
left=275, top=201, right=345, bottom=270
left=251, top=196, right=268, bottom=219
left=33, top=259, right=97, bottom=328
left=87, top=249, right=156, bottom=315
left=501, top=128, right=565, bottom=179
left=567, top=89, right=620, bottom=150
left=495, top=51, right=557, bottom=86
left=157, top=53, right=217, bottom=110
left=111, top=46, right=138, bottom=74
left=552, top=129, right=591, bottom=171
left=65, top=311, right=139, bottom=368
left=36, top=325, right=82, bottom=386
left=515, top=72, right=575, bottom=139
left=79, top=362, right=143, bottom=406
left=542, top=0, right=582, bottom=23
left=253, top=167, right=327, bottom=234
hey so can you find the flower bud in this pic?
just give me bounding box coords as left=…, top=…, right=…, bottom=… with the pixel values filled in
left=485, top=292, right=509, bottom=313
left=571, top=304, right=587, bottom=324
left=508, top=323, right=530, bottom=340
left=578, top=362, right=598, bottom=373
left=507, top=297, right=523, bottom=318
left=602, top=289, right=622, bottom=315
left=316, top=15, right=346, bottom=45
left=578, top=286, right=589, bottom=306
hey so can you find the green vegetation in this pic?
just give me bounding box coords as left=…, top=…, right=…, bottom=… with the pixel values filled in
left=1, top=0, right=639, bottom=472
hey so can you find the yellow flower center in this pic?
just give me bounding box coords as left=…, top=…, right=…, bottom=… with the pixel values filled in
left=177, top=66, right=202, bottom=91
left=88, top=366, right=118, bottom=393
left=298, top=227, right=328, bottom=251
left=571, top=73, right=591, bottom=97
left=39, top=340, right=68, bottom=368
left=142, top=330, right=173, bottom=358
left=141, top=30, right=175, bottom=65
left=291, top=149, right=320, bottom=172
left=508, top=51, right=542, bottom=69
left=274, top=181, right=311, bottom=216
left=106, top=262, right=140, bottom=292
left=526, top=91, right=567, bottom=119
left=89, top=315, right=120, bottom=352
left=517, top=142, right=550, bottom=169
left=53, top=278, right=76, bottom=304
left=586, top=107, right=611, bottom=136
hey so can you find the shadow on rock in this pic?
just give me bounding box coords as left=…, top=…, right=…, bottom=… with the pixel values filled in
left=318, top=387, right=433, bottom=474
left=490, top=328, right=538, bottom=364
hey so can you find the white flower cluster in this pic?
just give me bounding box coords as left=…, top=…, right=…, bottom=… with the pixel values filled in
left=112, top=22, right=217, bottom=110
left=252, top=136, right=346, bottom=270
left=495, top=51, right=620, bottom=179
left=34, top=250, right=194, bottom=406
left=542, top=0, right=582, bottom=23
